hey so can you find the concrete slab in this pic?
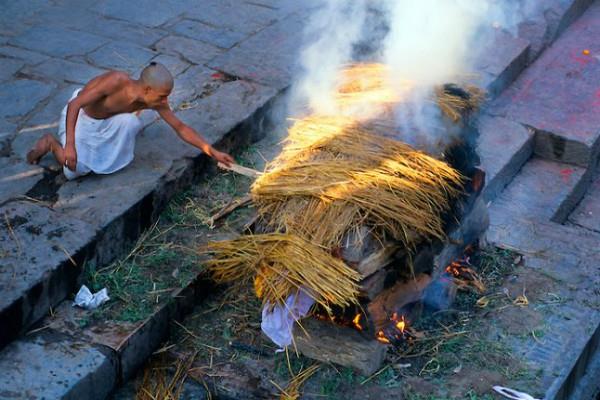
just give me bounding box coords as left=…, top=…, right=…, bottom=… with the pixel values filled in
left=166, top=19, right=248, bottom=50
left=0, top=160, right=45, bottom=204
left=0, top=58, right=25, bottom=83
left=568, top=174, right=600, bottom=233
left=0, top=79, right=56, bottom=119
left=490, top=157, right=587, bottom=223
left=490, top=2, right=600, bottom=167
left=0, top=201, right=96, bottom=349
left=154, top=35, right=222, bottom=65
left=0, top=331, right=117, bottom=400
left=23, top=58, right=106, bottom=85
left=87, top=41, right=157, bottom=74
left=208, top=12, right=306, bottom=90
left=476, top=115, right=534, bottom=202
left=9, top=26, right=108, bottom=58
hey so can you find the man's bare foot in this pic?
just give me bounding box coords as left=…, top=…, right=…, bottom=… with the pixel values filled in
left=26, top=133, right=53, bottom=164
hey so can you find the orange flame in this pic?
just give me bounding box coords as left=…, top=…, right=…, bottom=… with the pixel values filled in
left=352, top=314, right=363, bottom=331
left=376, top=330, right=390, bottom=344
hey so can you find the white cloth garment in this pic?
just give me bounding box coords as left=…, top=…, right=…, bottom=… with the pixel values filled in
left=261, top=290, right=315, bottom=350
left=58, top=88, right=143, bottom=180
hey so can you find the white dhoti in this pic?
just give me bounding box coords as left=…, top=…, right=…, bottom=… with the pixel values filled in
left=58, top=89, right=143, bottom=180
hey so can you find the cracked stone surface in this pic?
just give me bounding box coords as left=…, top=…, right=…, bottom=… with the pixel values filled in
left=1, top=0, right=598, bottom=397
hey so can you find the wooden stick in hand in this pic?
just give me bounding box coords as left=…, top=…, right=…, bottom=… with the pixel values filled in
left=217, top=162, right=262, bottom=179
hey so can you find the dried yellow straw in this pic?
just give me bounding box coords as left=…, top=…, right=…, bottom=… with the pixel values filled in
left=252, top=118, right=464, bottom=248
left=279, top=364, right=320, bottom=400
left=206, top=233, right=361, bottom=312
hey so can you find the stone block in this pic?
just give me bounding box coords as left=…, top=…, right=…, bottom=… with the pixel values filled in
left=154, top=35, right=222, bottom=65
left=491, top=157, right=588, bottom=223
left=184, top=1, right=280, bottom=35
left=9, top=26, right=108, bottom=57
left=471, top=28, right=530, bottom=98
left=0, top=45, right=50, bottom=65
left=87, top=42, right=157, bottom=74
left=168, top=64, right=215, bottom=109
left=476, top=115, right=534, bottom=202
left=0, top=201, right=96, bottom=348
left=490, top=2, right=600, bottom=167
left=568, top=174, right=600, bottom=232
left=167, top=19, right=248, bottom=49
left=0, top=160, right=45, bottom=204
left=174, top=79, right=277, bottom=145
left=23, top=58, right=106, bottom=85
left=0, top=331, right=117, bottom=400
left=0, top=79, right=55, bottom=119
left=93, top=0, right=188, bottom=28
left=43, top=8, right=167, bottom=47
left=0, top=58, right=24, bottom=82
left=150, top=53, right=190, bottom=77
left=208, top=13, right=306, bottom=90
left=24, top=84, right=79, bottom=128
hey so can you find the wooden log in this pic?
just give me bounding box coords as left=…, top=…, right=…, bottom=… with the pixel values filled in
left=293, top=317, right=387, bottom=376
left=357, top=245, right=401, bottom=277
left=367, top=274, right=432, bottom=332
left=359, top=268, right=388, bottom=300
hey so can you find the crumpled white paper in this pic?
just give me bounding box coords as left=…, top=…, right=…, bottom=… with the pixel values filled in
left=73, top=285, right=110, bottom=310
left=261, top=290, right=315, bottom=350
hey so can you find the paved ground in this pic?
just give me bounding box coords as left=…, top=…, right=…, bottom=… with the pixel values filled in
left=1, top=0, right=599, bottom=399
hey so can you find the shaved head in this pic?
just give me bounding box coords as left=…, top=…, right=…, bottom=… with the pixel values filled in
left=140, top=62, right=174, bottom=92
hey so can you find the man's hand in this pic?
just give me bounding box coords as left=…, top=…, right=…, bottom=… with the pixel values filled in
left=64, top=145, right=77, bottom=171
left=210, top=149, right=235, bottom=167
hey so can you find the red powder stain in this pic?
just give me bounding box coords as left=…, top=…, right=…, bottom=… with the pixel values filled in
left=211, top=72, right=225, bottom=80
left=560, top=169, right=574, bottom=183
left=592, top=88, right=600, bottom=108
left=571, top=49, right=592, bottom=66
left=512, top=78, right=534, bottom=102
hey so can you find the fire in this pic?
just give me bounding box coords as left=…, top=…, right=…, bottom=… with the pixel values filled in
left=444, top=252, right=485, bottom=293
left=376, top=330, right=391, bottom=344
left=376, top=313, right=411, bottom=345
left=352, top=313, right=363, bottom=331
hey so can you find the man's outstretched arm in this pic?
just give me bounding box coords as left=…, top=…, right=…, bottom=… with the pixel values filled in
left=157, top=104, right=234, bottom=166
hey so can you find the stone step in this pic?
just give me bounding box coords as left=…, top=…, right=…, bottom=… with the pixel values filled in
left=568, top=172, right=600, bottom=233
left=0, top=77, right=278, bottom=352
left=486, top=215, right=600, bottom=400
left=489, top=1, right=600, bottom=168
left=476, top=115, right=534, bottom=202
left=0, top=330, right=118, bottom=400
left=488, top=157, right=589, bottom=224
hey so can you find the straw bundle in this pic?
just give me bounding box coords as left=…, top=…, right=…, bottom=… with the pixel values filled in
left=436, top=83, right=486, bottom=122
left=205, top=233, right=361, bottom=312
left=251, top=118, right=464, bottom=248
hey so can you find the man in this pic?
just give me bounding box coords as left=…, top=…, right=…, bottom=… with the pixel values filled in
left=27, top=62, right=234, bottom=179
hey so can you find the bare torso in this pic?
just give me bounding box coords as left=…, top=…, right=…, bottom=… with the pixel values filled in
left=80, top=72, right=147, bottom=119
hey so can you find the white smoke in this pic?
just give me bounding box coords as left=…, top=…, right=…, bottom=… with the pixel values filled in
left=291, top=0, right=544, bottom=149
left=290, top=0, right=367, bottom=115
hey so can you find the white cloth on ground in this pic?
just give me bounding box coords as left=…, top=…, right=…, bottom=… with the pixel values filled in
left=58, top=88, right=143, bottom=180
left=261, top=290, right=315, bottom=350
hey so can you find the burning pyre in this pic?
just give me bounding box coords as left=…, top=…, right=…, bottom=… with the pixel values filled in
left=205, top=63, right=485, bottom=349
